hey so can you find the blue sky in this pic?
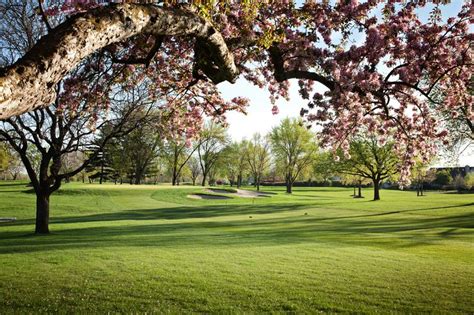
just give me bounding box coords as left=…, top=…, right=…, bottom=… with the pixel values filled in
left=217, top=1, right=473, bottom=166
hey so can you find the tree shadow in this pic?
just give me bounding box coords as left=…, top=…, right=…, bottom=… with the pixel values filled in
left=7, top=203, right=309, bottom=226
left=1, top=200, right=472, bottom=254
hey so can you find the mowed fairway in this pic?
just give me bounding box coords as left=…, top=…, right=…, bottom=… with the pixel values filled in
left=0, top=182, right=473, bottom=313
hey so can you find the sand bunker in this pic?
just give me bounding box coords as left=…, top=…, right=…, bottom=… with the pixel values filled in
left=188, top=188, right=275, bottom=200
left=187, top=193, right=232, bottom=200
left=207, top=188, right=274, bottom=198
left=206, top=188, right=237, bottom=194
left=235, top=189, right=273, bottom=198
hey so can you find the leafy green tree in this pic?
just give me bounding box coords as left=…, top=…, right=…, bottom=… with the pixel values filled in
left=187, top=156, right=201, bottom=186
left=162, top=137, right=201, bottom=186
left=245, top=133, right=271, bottom=191
left=270, top=118, right=317, bottom=193
left=124, top=124, right=162, bottom=185
left=453, top=175, right=467, bottom=192
left=464, top=173, right=474, bottom=190
left=433, top=170, right=452, bottom=186
left=312, top=151, right=336, bottom=185
left=0, top=143, right=11, bottom=177
left=340, top=173, right=370, bottom=198
left=335, top=138, right=399, bottom=201
left=197, top=122, right=228, bottom=186
left=411, top=160, right=436, bottom=196
left=220, top=141, right=249, bottom=187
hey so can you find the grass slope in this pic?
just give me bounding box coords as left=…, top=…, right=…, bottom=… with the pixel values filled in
left=0, top=182, right=473, bottom=313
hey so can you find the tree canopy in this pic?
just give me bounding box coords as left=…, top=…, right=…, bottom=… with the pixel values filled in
left=0, top=0, right=472, bottom=184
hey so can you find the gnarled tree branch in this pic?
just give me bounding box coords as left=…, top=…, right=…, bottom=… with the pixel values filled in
left=268, top=43, right=335, bottom=90
left=0, top=3, right=238, bottom=119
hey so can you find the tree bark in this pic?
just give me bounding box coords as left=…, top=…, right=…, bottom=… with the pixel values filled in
left=286, top=174, right=292, bottom=194
left=201, top=173, right=207, bottom=186
left=99, top=157, right=104, bottom=184
left=0, top=3, right=238, bottom=119
left=358, top=181, right=362, bottom=198
left=373, top=179, right=380, bottom=201
left=35, top=192, right=50, bottom=234
left=237, top=174, right=242, bottom=188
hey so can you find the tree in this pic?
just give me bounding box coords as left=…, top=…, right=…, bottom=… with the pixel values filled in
left=312, top=151, right=335, bottom=185
left=187, top=156, right=201, bottom=186
left=270, top=118, right=316, bottom=193
left=84, top=148, right=115, bottom=184
left=411, top=161, right=436, bottom=197
left=0, top=96, right=148, bottom=233
left=335, top=137, right=399, bottom=201
left=465, top=173, right=474, bottom=190
left=121, top=119, right=162, bottom=185
left=340, top=173, right=370, bottom=199
left=234, top=140, right=249, bottom=188
left=0, top=143, right=23, bottom=180
left=433, top=170, right=452, bottom=187
left=60, top=151, right=85, bottom=183
left=245, top=133, right=271, bottom=192
left=220, top=141, right=248, bottom=187
left=0, top=143, right=8, bottom=175
left=162, top=136, right=201, bottom=186
left=197, top=122, right=228, bottom=186
left=453, top=175, right=466, bottom=192
left=0, top=1, right=471, bottom=184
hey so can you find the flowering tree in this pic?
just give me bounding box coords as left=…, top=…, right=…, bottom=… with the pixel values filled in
left=0, top=0, right=472, bottom=184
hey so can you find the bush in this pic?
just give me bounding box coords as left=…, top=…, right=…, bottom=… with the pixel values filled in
left=433, top=170, right=452, bottom=186
left=453, top=175, right=467, bottom=192
left=464, top=173, right=474, bottom=190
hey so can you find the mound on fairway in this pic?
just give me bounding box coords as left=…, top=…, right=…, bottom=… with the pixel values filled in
left=188, top=193, right=232, bottom=199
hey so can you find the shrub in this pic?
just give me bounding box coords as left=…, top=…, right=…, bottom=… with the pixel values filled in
left=453, top=175, right=467, bottom=192
left=464, top=173, right=474, bottom=190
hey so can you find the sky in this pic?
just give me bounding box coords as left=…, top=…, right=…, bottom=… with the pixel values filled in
left=217, top=1, right=473, bottom=166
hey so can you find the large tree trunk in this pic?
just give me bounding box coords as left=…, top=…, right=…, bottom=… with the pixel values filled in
left=237, top=174, right=242, bottom=188
left=201, top=172, right=207, bottom=186
left=35, top=192, right=50, bottom=234
left=99, top=158, right=104, bottom=184
left=358, top=181, right=362, bottom=198
left=373, top=179, right=380, bottom=201
left=134, top=171, right=142, bottom=185
left=286, top=173, right=292, bottom=194
left=0, top=4, right=238, bottom=119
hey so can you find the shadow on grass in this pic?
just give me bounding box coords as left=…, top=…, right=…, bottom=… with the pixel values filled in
left=0, top=182, right=29, bottom=187
left=0, top=200, right=472, bottom=254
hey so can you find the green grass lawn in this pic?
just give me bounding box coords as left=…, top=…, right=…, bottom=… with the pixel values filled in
left=0, top=181, right=473, bottom=313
